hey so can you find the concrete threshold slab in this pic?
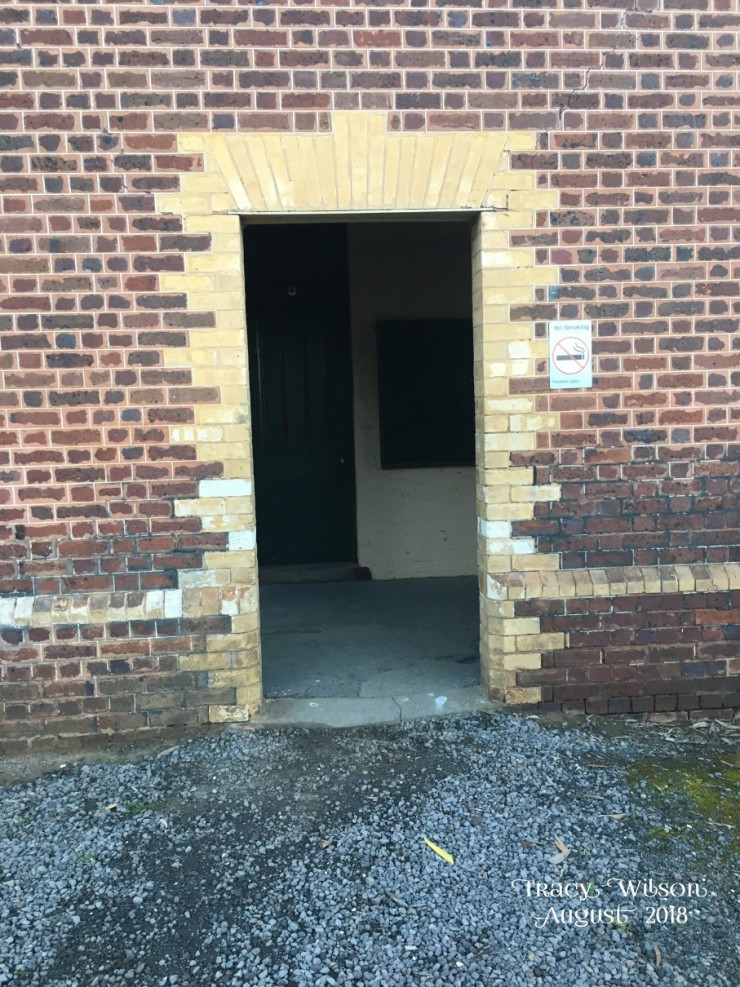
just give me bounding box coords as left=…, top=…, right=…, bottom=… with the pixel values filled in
left=253, top=697, right=401, bottom=728
left=252, top=686, right=502, bottom=729
left=394, top=685, right=503, bottom=721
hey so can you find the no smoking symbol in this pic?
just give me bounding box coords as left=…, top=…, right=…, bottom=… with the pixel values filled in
left=553, top=336, right=589, bottom=375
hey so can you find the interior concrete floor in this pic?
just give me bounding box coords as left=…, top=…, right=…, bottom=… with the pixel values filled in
left=259, top=575, right=481, bottom=703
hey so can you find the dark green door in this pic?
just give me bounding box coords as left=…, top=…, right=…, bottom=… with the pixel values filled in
left=245, top=224, right=355, bottom=566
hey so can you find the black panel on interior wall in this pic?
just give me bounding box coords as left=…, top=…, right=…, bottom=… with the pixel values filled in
left=376, top=319, right=475, bottom=469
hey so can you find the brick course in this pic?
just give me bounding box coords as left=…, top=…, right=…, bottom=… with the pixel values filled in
left=1, top=0, right=738, bottom=749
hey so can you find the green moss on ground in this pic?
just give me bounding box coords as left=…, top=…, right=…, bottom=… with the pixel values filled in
left=628, top=753, right=740, bottom=879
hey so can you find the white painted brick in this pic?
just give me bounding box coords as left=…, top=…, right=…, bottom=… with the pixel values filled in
left=511, top=538, right=535, bottom=555
left=477, top=518, right=511, bottom=539
left=199, top=478, right=252, bottom=498
left=480, top=535, right=535, bottom=556
left=13, top=596, right=34, bottom=623
left=0, top=597, right=19, bottom=626
left=228, top=529, right=256, bottom=551
left=164, top=589, right=183, bottom=619
left=486, top=576, right=507, bottom=601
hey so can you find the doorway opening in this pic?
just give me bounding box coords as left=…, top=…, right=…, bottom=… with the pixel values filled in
left=245, top=218, right=480, bottom=707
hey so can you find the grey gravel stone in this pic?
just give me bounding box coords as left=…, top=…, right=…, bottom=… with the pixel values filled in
left=0, top=713, right=737, bottom=986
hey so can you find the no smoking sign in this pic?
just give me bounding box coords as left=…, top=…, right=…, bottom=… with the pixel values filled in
left=548, top=320, right=593, bottom=389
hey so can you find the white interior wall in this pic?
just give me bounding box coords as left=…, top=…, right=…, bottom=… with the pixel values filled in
left=347, top=222, right=477, bottom=580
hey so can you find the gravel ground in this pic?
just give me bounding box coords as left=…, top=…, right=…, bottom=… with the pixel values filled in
left=0, top=712, right=738, bottom=987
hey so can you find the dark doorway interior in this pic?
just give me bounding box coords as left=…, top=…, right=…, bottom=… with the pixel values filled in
left=247, top=218, right=480, bottom=708
left=244, top=224, right=356, bottom=567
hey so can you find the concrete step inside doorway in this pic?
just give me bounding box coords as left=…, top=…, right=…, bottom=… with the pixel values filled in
left=255, top=576, right=500, bottom=726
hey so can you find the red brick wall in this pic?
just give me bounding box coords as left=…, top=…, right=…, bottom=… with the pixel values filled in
left=1, top=0, right=738, bottom=747
left=516, top=590, right=740, bottom=715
